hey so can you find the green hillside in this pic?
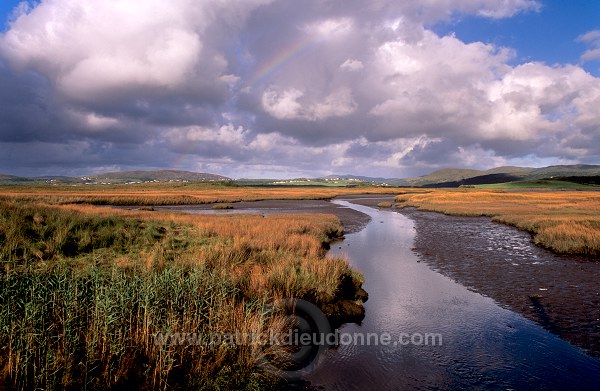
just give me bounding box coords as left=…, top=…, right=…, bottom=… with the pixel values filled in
left=88, top=170, right=231, bottom=184
left=408, top=164, right=600, bottom=187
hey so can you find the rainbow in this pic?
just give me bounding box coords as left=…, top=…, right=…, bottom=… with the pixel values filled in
left=246, top=34, right=319, bottom=87
left=168, top=36, right=320, bottom=169
left=169, top=142, right=195, bottom=170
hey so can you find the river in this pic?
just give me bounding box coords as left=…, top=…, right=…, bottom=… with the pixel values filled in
left=303, top=200, right=600, bottom=390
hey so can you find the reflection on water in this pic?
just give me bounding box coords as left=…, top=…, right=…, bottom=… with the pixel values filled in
left=153, top=200, right=336, bottom=215
left=304, top=200, right=600, bottom=390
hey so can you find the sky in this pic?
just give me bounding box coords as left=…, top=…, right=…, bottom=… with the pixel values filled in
left=0, top=1, right=599, bottom=179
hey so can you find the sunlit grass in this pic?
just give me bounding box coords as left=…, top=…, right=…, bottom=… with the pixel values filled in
left=0, top=199, right=360, bottom=390
left=0, top=182, right=396, bottom=206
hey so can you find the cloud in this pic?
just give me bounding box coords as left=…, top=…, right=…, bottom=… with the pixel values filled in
left=261, top=88, right=304, bottom=120
left=303, top=17, right=353, bottom=38
left=473, top=0, right=541, bottom=18
left=0, top=0, right=270, bottom=104
left=376, top=0, right=540, bottom=23
left=0, top=0, right=598, bottom=178
left=340, top=59, right=364, bottom=71
left=261, top=87, right=356, bottom=121
left=166, top=124, right=248, bottom=151
left=578, top=30, right=600, bottom=62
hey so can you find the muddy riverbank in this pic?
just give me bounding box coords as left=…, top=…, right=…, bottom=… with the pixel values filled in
left=399, top=207, right=600, bottom=358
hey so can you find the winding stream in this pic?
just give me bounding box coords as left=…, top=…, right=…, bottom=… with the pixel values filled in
left=304, top=200, right=600, bottom=390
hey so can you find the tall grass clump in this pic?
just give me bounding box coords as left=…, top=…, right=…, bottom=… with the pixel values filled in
left=0, top=199, right=363, bottom=390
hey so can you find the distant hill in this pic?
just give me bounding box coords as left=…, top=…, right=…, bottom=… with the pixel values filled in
left=552, top=175, right=600, bottom=185
left=322, top=174, right=390, bottom=182
left=483, top=166, right=534, bottom=175
left=251, top=165, right=600, bottom=188
left=238, top=176, right=393, bottom=187
left=0, top=174, right=34, bottom=185
left=523, top=164, right=600, bottom=180
left=2, top=164, right=599, bottom=188
left=88, top=170, right=230, bottom=184
left=406, top=168, right=484, bottom=186
left=319, top=174, right=409, bottom=186
left=424, top=173, right=524, bottom=188
left=0, top=170, right=231, bottom=185
left=407, top=164, right=600, bottom=187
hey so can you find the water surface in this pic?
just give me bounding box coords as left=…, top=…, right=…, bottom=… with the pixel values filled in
left=304, top=200, right=600, bottom=390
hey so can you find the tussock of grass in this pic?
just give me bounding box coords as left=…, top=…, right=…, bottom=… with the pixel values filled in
left=212, top=203, right=235, bottom=209
left=396, top=189, right=600, bottom=256
left=0, top=199, right=360, bottom=390
left=376, top=201, right=393, bottom=208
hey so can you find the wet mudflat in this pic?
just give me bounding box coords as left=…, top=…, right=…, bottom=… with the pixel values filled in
left=400, top=207, right=600, bottom=358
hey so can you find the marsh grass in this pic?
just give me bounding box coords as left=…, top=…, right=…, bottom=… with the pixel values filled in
left=396, top=189, right=600, bottom=255
left=0, top=183, right=396, bottom=206
left=212, top=203, right=235, bottom=209
left=0, top=199, right=358, bottom=390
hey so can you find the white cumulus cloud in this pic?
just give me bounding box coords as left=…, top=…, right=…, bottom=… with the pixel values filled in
left=0, top=0, right=270, bottom=102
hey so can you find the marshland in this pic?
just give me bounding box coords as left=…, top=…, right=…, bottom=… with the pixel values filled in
left=0, top=191, right=366, bottom=390
left=3, top=1, right=600, bottom=389
left=1, top=184, right=599, bottom=390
